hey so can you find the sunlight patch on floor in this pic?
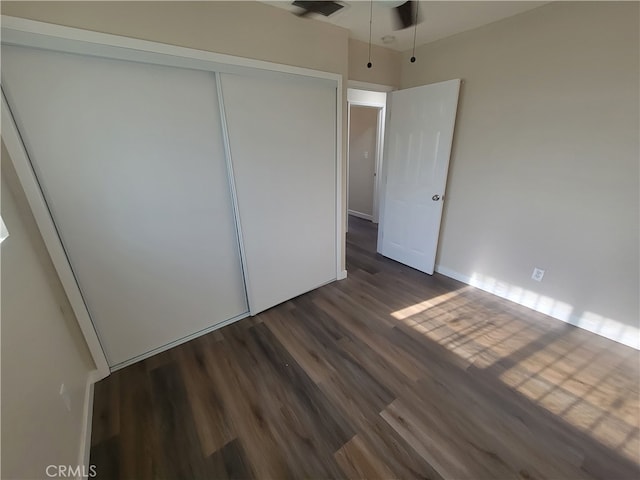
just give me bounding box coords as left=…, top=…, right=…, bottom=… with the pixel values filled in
left=390, top=277, right=640, bottom=464
left=390, top=287, right=472, bottom=320
left=498, top=348, right=640, bottom=462
left=469, top=272, right=640, bottom=349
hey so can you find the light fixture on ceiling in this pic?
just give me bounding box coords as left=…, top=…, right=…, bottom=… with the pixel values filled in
left=381, top=35, right=396, bottom=45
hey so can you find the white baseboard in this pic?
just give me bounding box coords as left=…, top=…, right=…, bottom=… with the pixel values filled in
left=434, top=265, right=472, bottom=285
left=435, top=264, right=640, bottom=350
left=348, top=210, right=373, bottom=221
left=337, top=269, right=348, bottom=280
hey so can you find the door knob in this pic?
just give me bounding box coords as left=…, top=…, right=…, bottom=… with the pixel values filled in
left=432, top=194, right=441, bottom=201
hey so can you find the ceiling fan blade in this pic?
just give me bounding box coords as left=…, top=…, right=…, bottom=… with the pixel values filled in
left=292, top=1, right=345, bottom=18
left=393, top=1, right=418, bottom=30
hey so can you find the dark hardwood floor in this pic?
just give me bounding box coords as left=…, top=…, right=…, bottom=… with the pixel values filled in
left=90, top=215, right=640, bottom=479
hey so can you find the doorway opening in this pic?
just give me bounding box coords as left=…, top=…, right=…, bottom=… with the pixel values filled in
left=346, top=88, right=387, bottom=225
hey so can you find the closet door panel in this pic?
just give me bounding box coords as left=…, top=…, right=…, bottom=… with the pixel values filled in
left=2, top=45, right=248, bottom=366
left=220, top=73, right=337, bottom=314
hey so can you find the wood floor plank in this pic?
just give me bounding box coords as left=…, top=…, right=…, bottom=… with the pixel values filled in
left=387, top=325, right=596, bottom=473
left=312, top=291, right=428, bottom=381
left=143, top=347, right=175, bottom=373
left=201, top=334, right=296, bottom=480
left=336, top=336, right=416, bottom=407
left=90, top=215, right=640, bottom=479
left=235, top=323, right=349, bottom=479
left=174, top=339, right=235, bottom=457
left=149, top=363, right=212, bottom=479
left=385, top=382, right=581, bottom=479
left=205, top=439, right=254, bottom=480
left=116, top=364, right=156, bottom=480
left=246, top=323, right=354, bottom=450
left=90, top=435, right=120, bottom=480
left=264, top=308, right=338, bottom=384
left=351, top=413, right=444, bottom=480
left=91, top=370, right=120, bottom=446
left=335, top=435, right=396, bottom=480
left=287, top=301, right=397, bottom=413
left=467, top=363, right=640, bottom=480
left=381, top=399, right=476, bottom=479
left=294, top=313, right=444, bottom=479
left=408, top=378, right=591, bottom=480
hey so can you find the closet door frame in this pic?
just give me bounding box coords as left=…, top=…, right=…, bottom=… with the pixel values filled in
left=1, top=15, right=344, bottom=380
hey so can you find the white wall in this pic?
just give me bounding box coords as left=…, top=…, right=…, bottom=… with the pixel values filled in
left=1, top=143, right=95, bottom=479
left=401, top=2, right=639, bottom=347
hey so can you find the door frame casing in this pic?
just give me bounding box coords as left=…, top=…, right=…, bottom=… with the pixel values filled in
left=1, top=15, right=344, bottom=376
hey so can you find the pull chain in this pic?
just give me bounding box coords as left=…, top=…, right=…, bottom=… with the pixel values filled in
left=410, top=1, right=418, bottom=63
left=367, top=0, right=373, bottom=68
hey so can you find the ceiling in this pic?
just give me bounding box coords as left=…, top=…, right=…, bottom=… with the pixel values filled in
left=263, top=1, right=548, bottom=51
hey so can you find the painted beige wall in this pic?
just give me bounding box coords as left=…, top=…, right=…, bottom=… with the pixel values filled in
left=401, top=2, right=639, bottom=339
left=348, top=105, right=379, bottom=217
left=1, top=143, right=95, bottom=479
left=1, top=1, right=349, bottom=74
left=348, top=38, right=401, bottom=88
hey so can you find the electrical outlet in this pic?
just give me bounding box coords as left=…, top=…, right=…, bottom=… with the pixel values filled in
left=59, top=383, right=71, bottom=412
left=531, top=267, right=545, bottom=282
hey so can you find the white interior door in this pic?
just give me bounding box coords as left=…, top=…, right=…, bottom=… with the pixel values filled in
left=219, top=72, right=337, bottom=314
left=378, top=79, right=460, bottom=274
left=1, top=45, right=248, bottom=367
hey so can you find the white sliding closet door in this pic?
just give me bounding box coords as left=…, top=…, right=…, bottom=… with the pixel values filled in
left=220, top=73, right=337, bottom=314
left=2, top=45, right=248, bottom=367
